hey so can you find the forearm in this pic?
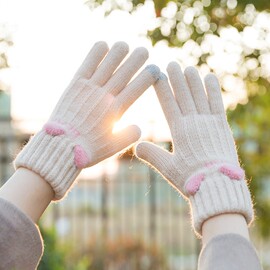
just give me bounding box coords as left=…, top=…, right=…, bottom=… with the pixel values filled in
left=0, top=168, right=54, bottom=223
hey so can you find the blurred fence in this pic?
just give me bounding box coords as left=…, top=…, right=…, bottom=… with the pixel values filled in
left=0, top=131, right=199, bottom=269
left=0, top=131, right=27, bottom=182
left=1, top=131, right=270, bottom=269
left=43, top=159, right=200, bottom=270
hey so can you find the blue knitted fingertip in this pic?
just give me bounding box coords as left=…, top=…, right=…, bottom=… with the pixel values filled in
left=158, top=72, right=168, bottom=81
left=145, top=65, right=161, bottom=81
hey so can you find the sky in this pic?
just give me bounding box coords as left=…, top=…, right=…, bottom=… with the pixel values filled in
left=0, top=0, right=178, bottom=140
left=0, top=0, right=258, bottom=141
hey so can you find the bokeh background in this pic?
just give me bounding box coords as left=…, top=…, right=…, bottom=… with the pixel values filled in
left=1, top=0, right=270, bottom=269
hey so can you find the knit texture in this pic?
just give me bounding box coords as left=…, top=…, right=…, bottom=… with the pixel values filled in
left=136, top=62, right=253, bottom=235
left=189, top=167, right=253, bottom=233
left=15, top=41, right=160, bottom=200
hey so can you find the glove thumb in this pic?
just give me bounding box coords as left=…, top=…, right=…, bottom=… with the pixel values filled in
left=135, top=141, right=173, bottom=176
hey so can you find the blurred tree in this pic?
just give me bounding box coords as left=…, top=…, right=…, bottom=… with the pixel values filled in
left=228, top=88, right=270, bottom=238
left=0, top=24, right=13, bottom=93
left=38, top=226, right=67, bottom=270
left=85, top=0, right=270, bottom=101
left=0, top=25, right=12, bottom=65
left=0, top=24, right=12, bottom=119
left=85, top=0, right=270, bottom=15
left=38, top=225, right=90, bottom=270
left=39, top=226, right=167, bottom=269
left=80, top=236, right=168, bottom=270
left=85, top=0, right=270, bottom=237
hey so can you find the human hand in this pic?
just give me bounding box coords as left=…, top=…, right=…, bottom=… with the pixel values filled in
left=15, top=41, right=160, bottom=200
left=136, top=62, right=253, bottom=235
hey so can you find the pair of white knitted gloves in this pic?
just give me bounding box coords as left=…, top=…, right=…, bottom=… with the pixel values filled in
left=15, top=42, right=253, bottom=235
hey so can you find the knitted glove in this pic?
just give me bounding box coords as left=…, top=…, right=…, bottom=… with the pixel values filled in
left=136, top=62, right=253, bottom=235
left=15, top=41, right=160, bottom=200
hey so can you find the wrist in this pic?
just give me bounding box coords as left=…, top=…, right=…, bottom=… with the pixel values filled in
left=187, top=166, right=253, bottom=236
left=202, top=213, right=250, bottom=246
left=0, top=168, right=54, bottom=223
left=14, top=130, right=81, bottom=200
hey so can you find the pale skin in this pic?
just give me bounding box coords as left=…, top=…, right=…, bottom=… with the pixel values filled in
left=0, top=168, right=53, bottom=223
left=0, top=167, right=250, bottom=246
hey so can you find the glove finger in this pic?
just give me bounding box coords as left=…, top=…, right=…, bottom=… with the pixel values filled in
left=105, top=47, right=149, bottom=96
left=90, top=41, right=129, bottom=86
left=74, top=41, right=109, bottom=79
left=204, top=73, right=225, bottom=115
left=97, top=125, right=141, bottom=162
left=115, top=65, right=160, bottom=116
left=136, top=141, right=173, bottom=180
left=153, top=73, right=182, bottom=135
left=184, top=67, right=211, bottom=114
left=111, top=124, right=141, bottom=151
left=167, top=62, right=197, bottom=115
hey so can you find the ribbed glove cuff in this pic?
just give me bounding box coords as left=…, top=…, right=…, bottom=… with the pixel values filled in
left=187, top=167, right=253, bottom=236
left=14, top=131, right=81, bottom=200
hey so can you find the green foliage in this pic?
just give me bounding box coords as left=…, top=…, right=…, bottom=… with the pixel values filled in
left=38, top=226, right=90, bottom=270
left=146, top=0, right=270, bottom=114
left=228, top=89, right=270, bottom=237
left=148, top=0, right=270, bottom=45
left=80, top=236, right=168, bottom=270
left=0, top=24, right=13, bottom=94
left=85, top=1, right=270, bottom=101
left=85, top=0, right=270, bottom=21
left=38, top=226, right=67, bottom=270
left=0, top=25, right=13, bottom=70
left=38, top=225, right=167, bottom=270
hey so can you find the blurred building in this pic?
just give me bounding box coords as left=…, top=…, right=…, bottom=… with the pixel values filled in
left=0, top=89, right=11, bottom=130
left=0, top=90, right=12, bottom=181
left=0, top=90, right=28, bottom=182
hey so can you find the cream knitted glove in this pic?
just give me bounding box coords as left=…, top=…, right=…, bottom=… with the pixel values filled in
left=136, top=62, right=253, bottom=235
left=15, top=41, right=160, bottom=200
